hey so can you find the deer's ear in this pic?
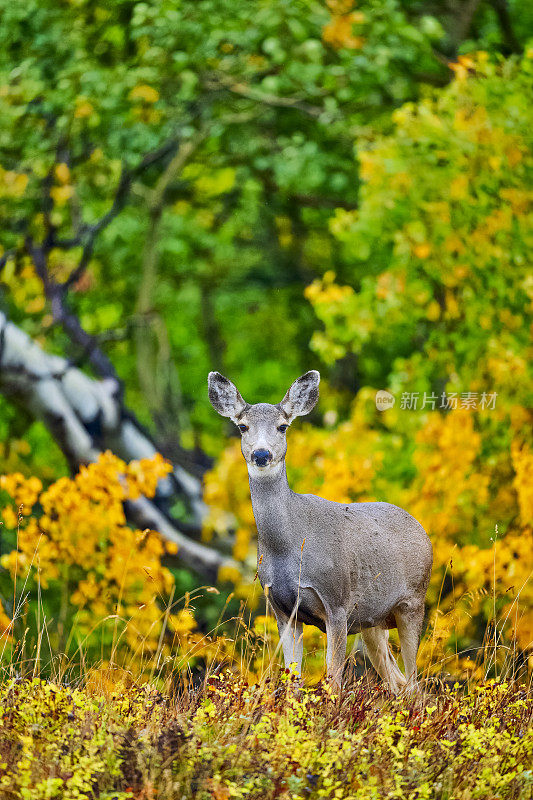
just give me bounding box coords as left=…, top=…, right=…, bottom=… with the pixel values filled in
left=279, top=371, right=320, bottom=420
left=208, top=372, right=247, bottom=420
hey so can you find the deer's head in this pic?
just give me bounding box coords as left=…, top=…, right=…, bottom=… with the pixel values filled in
left=208, top=371, right=320, bottom=475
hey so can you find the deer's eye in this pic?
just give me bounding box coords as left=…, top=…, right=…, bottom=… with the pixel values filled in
left=277, top=424, right=288, bottom=433
left=238, top=424, right=248, bottom=433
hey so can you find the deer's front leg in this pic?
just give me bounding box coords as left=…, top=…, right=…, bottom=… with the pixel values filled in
left=271, top=601, right=303, bottom=675
left=325, top=608, right=347, bottom=691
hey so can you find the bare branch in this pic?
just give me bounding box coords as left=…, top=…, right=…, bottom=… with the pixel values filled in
left=25, top=236, right=120, bottom=380
left=204, top=74, right=329, bottom=120
left=64, top=134, right=182, bottom=290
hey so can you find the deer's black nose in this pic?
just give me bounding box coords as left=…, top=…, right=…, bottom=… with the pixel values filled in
left=252, top=448, right=272, bottom=467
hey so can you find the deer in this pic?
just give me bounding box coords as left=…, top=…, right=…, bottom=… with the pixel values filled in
left=208, top=370, right=433, bottom=692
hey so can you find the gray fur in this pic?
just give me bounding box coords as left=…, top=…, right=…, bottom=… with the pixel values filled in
left=207, top=371, right=433, bottom=692
left=208, top=371, right=248, bottom=420
left=279, top=370, right=320, bottom=419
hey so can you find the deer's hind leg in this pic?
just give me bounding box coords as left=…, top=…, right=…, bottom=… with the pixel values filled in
left=361, top=626, right=407, bottom=694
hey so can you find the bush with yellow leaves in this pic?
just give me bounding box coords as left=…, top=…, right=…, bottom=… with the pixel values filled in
left=1, top=671, right=531, bottom=800
left=0, top=452, right=231, bottom=677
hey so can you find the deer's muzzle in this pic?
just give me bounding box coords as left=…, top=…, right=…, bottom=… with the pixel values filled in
left=251, top=448, right=273, bottom=467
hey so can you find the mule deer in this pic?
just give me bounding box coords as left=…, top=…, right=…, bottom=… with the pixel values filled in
left=208, top=370, right=432, bottom=691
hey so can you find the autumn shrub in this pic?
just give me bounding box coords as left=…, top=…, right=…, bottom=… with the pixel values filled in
left=0, top=452, right=232, bottom=679
left=0, top=672, right=531, bottom=800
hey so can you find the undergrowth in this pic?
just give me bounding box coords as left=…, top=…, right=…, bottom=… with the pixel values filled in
left=0, top=667, right=531, bottom=800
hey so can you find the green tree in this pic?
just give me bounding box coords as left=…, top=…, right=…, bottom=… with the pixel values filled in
left=0, top=0, right=531, bottom=629
left=0, top=0, right=454, bottom=464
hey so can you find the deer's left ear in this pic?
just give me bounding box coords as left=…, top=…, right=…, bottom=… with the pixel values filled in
left=279, top=371, right=320, bottom=421
left=208, top=372, right=248, bottom=420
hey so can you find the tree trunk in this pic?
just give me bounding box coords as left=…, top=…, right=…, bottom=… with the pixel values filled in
left=0, top=311, right=234, bottom=581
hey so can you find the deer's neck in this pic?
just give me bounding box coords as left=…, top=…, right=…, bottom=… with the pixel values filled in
left=248, top=462, right=294, bottom=553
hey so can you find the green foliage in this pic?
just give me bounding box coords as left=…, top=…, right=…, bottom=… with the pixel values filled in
left=205, top=57, right=533, bottom=675
left=0, top=407, right=68, bottom=483
left=0, top=0, right=532, bottom=695
left=0, top=673, right=531, bottom=799
left=2, top=0, right=515, bottom=456
left=0, top=1, right=530, bottom=457
left=309, top=54, right=533, bottom=402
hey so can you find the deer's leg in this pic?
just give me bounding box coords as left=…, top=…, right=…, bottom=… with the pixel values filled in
left=361, top=626, right=407, bottom=694
left=395, top=605, right=424, bottom=690
left=325, top=608, right=347, bottom=690
left=271, top=602, right=303, bottom=675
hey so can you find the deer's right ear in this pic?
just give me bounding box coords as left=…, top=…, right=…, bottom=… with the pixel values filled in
left=208, top=372, right=247, bottom=420
left=279, top=370, right=320, bottom=421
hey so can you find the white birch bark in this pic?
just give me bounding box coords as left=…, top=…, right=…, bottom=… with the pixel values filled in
left=0, top=312, right=233, bottom=580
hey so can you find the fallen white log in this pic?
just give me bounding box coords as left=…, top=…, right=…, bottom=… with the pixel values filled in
left=0, top=312, right=233, bottom=580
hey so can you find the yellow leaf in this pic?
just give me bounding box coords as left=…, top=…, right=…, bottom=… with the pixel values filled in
left=1, top=507, right=18, bottom=529
left=505, top=146, right=523, bottom=167
left=426, top=300, right=441, bottom=321
left=0, top=169, right=28, bottom=198
left=450, top=175, right=468, bottom=200
left=129, top=84, right=159, bottom=103
left=50, top=184, right=74, bottom=206
left=25, top=295, right=46, bottom=314
left=55, top=163, right=70, bottom=184
left=218, top=563, right=242, bottom=584
left=414, top=242, right=432, bottom=259
left=323, top=13, right=365, bottom=49
left=74, top=100, right=94, bottom=119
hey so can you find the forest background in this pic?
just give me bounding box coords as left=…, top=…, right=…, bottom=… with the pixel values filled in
left=0, top=0, right=532, bottom=687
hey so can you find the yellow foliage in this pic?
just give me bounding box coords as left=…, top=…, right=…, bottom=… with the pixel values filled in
left=512, top=440, right=533, bottom=526
left=426, top=299, right=440, bottom=320
left=448, top=54, right=477, bottom=82
left=0, top=259, right=46, bottom=316
left=323, top=1, right=365, bottom=50
left=408, top=410, right=489, bottom=542
left=50, top=184, right=74, bottom=206
left=0, top=473, right=42, bottom=512
left=0, top=166, right=28, bottom=198
left=0, top=452, right=233, bottom=667
left=54, top=163, right=70, bottom=184
left=413, top=242, right=432, bottom=259
left=129, top=84, right=160, bottom=103
left=74, top=98, right=94, bottom=119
